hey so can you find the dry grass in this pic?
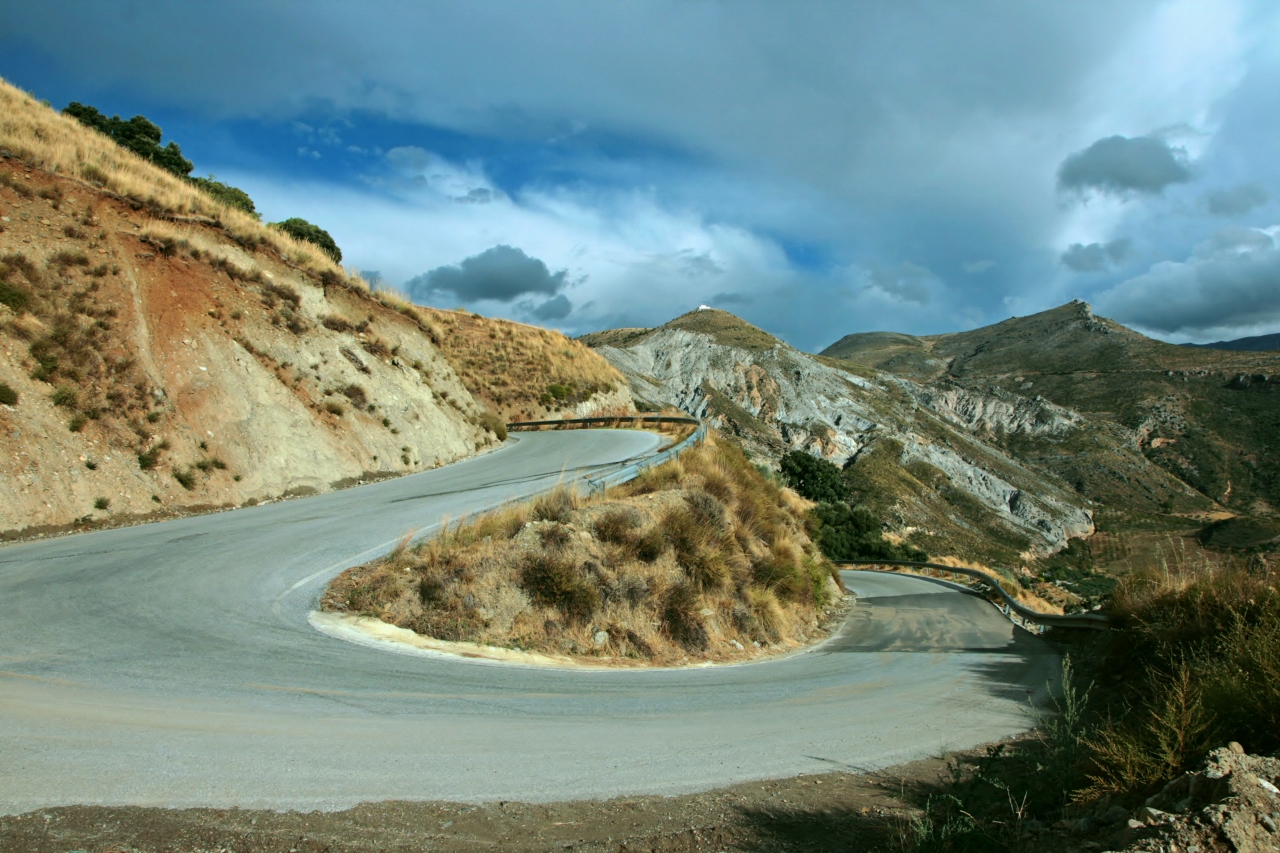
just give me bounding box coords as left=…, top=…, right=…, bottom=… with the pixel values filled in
left=0, top=77, right=366, bottom=288
left=1077, top=556, right=1280, bottom=801
left=323, top=435, right=845, bottom=664
left=419, top=306, right=628, bottom=423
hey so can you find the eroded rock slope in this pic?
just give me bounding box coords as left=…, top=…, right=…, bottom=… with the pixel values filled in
left=584, top=310, right=1094, bottom=563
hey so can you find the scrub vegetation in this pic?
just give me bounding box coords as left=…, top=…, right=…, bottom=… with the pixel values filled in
left=419, top=306, right=628, bottom=424
left=779, top=449, right=928, bottom=562
left=891, top=552, right=1280, bottom=852
left=324, top=435, right=847, bottom=664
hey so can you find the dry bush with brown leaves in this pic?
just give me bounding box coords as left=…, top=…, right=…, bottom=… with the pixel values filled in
left=323, top=435, right=846, bottom=664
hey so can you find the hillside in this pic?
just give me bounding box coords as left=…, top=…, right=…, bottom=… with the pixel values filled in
left=420, top=307, right=631, bottom=425
left=1183, top=331, right=1280, bottom=352
left=584, top=309, right=1095, bottom=567
left=823, top=301, right=1280, bottom=518
left=0, top=81, right=624, bottom=538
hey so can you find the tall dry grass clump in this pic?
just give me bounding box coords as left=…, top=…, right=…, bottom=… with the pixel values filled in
left=1079, top=561, right=1280, bottom=800
left=322, top=434, right=845, bottom=664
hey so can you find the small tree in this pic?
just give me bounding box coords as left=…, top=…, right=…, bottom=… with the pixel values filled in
left=190, top=175, right=258, bottom=217
left=779, top=449, right=848, bottom=504
left=275, top=217, right=342, bottom=262
left=63, top=102, right=193, bottom=177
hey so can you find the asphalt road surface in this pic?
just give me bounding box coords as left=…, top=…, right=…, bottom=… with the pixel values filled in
left=0, top=429, right=1060, bottom=814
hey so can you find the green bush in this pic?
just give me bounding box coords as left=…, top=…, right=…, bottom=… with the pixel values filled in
left=0, top=383, right=16, bottom=406
left=0, top=279, right=30, bottom=312
left=810, top=501, right=926, bottom=562
left=63, top=102, right=193, bottom=177
left=137, top=440, right=169, bottom=470
left=189, top=175, right=257, bottom=217
left=50, top=384, right=78, bottom=408
left=779, top=449, right=848, bottom=503
left=274, top=217, right=342, bottom=262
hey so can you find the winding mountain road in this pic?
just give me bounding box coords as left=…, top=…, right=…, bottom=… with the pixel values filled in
left=0, top=429, right=1059, bottom=814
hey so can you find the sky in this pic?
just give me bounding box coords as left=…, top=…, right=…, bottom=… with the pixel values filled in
left=3, top=1, right=1279, bottom=351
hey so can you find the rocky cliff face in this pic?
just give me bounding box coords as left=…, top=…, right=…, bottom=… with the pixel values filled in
left=584, top=310, right=1094, bottom=562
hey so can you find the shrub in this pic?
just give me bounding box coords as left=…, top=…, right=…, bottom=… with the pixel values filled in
left=68, top=414, right=86, bottom=432
left=810, top=501, right=926, bottom=562
left=1080, top=568, right=1280, bottom=801
left=324, top=401, right=344, bottom=416
left=50, top=384, right=78, bottom=408
left=341, top=384, right=368, bottom=408
left=532, top=486, right=578, bottom=523
left=63, top=102, right=193, bottom=177
left=779, top=449, right=848, bottom=503
left=662, top=582, right=708, bottom=649
left=321, top=315, right=354, bottom=333
left=594, top=507, right=643, bottom=544
left=274, top=217, right=342, bottom=262
left=49, top=249, right=90, bottom=269
left=0, top=279, right=30, bottom=311
left=663, top=500, right=730, bottom=591
left=172, top=468, right=196, bottom=490
left=519, top=553, right=599, bottom=621
left=261, top=281, right=301, bottom=308
left=189, top=175, right=257, bottom=217
left=0, top=383, right=16, bottom=405
left=93, top=496, right=110, bottom=510
left=137, top=440, right=169, bottom=470
left=478, top=410, right=507, bottom=441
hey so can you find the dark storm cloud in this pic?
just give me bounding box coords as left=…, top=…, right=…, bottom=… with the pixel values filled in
left=406, top=245, right=567, bottom=303
left=530, top=294, right=573, bottom=320
left=1204, top=182, right=1269, bottom=216
left=7, top=1, right=1274, bottom=344
left=1060, top=238, right=1133, bottom=272
left=710, top=292, right=751, bottom=306
left=1057, top=136, right=1192, bottom=196
left=1097, top=230, right=1280, bottom=335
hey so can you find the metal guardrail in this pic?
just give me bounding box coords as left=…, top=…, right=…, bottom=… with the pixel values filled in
left=506, top=415, right=701, bottom=430
left=504, top=414, right=707, bottom=496
left=835, top=559, right=1110, bottom=632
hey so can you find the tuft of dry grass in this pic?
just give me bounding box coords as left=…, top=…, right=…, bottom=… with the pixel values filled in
left=323, top=434, right=845, bottom=664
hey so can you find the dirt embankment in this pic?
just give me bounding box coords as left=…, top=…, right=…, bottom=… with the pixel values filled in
left=323, top=436, right=848, bottom=666
left=0, top=157, right=493, bottom=537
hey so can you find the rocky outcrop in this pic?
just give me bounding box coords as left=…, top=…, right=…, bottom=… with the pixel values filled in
left=905, top=382, right=1081, bottom=438
left=588, top=310, right=1094, bottom=557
